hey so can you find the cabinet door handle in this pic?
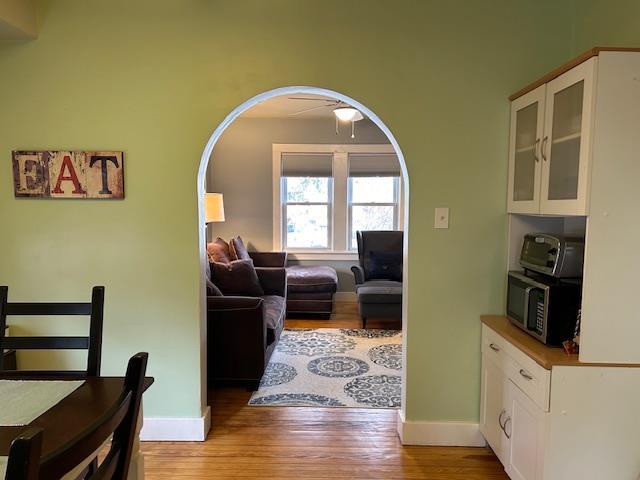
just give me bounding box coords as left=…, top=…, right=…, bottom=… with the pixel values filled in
left=489, top=343, right=500, bottom=352
left=503, top=416, right=512, bottom=439
left=519, top=369, right=533, bottom=381
left=534, top=138, right=540, bottom=162
left=541, top=136, right=548, bottom=161
left=498, top=409, right=507, bottom=429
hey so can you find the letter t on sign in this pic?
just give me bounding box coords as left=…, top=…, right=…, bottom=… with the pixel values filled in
left=90, top=155, right=119, bottom=195
left=85, top=151, right=124, bottom=198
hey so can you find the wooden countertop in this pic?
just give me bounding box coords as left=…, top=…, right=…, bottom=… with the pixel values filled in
left=481, top=315, right=640, bottom=370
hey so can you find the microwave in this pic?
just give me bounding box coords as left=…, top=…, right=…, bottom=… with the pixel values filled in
left=520, top=233, right=584, bottom=278
left=506, top=271, right=582, bottom=345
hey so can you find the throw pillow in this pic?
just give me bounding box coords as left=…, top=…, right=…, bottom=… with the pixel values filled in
left=206, top=278, right=223, bottom=296
left=207, top=237, right=233, bottom=264
left=367, top=251, right=403, bottom=282
left=210, top=259, right=264, bottom=297
left=230, top=236, right=251, bottom=261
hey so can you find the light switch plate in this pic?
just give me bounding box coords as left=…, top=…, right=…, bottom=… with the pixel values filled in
left=434, top=207, right=449, bottom=229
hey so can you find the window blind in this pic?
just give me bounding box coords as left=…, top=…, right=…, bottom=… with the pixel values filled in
left=281, top=153, right=333, bottom=177
left=348, top=154, right=401, bottom=177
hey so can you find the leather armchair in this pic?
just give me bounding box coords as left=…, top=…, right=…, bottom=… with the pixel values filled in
left=351, top=231, right=403, bottom=328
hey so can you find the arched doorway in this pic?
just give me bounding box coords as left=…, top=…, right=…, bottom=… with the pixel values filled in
left=196, top=86, right=410, bottom=418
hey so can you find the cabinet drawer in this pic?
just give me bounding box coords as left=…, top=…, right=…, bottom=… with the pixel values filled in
left=482, top=325, right=551, bottom=411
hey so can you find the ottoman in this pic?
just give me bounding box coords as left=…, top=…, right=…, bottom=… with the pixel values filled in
left=286, top=265, right=338, bottom=319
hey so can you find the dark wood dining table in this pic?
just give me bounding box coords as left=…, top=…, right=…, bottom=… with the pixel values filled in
left=0, top=374, right=153, bottom=479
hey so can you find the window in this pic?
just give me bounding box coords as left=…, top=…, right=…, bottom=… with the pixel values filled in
left=348, top=176, right=399, bottom=250
left=347, top=153, right=401, bottom=249
left=283, top=176, right=331, bottom=249
left=274, top=145, right=402, bottom=257
left=280, top=153, right=333, bottom=250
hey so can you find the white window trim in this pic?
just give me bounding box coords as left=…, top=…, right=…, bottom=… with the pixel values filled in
left=273, top=144, right=401, bottom=260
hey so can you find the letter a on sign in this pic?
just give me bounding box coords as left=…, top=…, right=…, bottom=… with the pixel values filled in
left=52, top=154, right=86, bottom=195
left=12, top=150, right=125, bottom=199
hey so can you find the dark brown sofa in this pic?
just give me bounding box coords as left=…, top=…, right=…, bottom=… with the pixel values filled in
left=207, top=251, right=287, bottom=390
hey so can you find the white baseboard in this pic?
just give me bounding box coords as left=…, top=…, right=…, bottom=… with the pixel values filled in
left=396, top=410, right=486, bottom=446
left=140, top=406, right=211, bottom=441
left=335, top=292, right=357, bottom=303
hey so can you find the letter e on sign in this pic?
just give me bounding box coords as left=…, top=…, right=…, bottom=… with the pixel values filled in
left=12, top=151, right=48, bottom=197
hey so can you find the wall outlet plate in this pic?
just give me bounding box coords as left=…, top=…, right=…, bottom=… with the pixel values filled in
left=434, top=207, right=449, bottom=229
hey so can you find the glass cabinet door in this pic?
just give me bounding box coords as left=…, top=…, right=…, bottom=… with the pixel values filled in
left=513, top=103, right=538, bottom=201
left=507, top=85, right=545, bottom=214
left=540, top=58, right=596, bottom=215
left=547, top=81, right=583, bottom=200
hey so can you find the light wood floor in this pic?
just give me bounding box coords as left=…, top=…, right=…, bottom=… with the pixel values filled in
left=141, top=303, right=508, bottom=479
left=285, top=300, right=402, bottom=330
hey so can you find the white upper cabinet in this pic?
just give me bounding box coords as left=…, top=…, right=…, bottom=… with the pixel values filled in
left=540, top=59, right=596, bottom=215
left=507, top=86, right=545, bottom=214
left=508, top=58, right=596, bottom=215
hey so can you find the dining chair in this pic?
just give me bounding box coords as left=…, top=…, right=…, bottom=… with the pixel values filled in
left=0, top=286, right=104, bottom=376
left=5, top=352, right=149, bottom=480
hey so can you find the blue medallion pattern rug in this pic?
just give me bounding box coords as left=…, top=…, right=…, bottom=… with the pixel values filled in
left=248, top=328, right=402, bottom=409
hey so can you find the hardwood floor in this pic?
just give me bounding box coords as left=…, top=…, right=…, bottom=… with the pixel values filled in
left=141, top=303, right=508, bottom=479
left=285, top=301, right=402, bottom=330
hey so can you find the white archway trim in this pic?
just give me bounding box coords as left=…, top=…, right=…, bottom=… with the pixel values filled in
left=196, top=86, right=410, bottom=439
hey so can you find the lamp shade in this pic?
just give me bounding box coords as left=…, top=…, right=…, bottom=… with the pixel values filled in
left=333, top=107, right=364, bottom=122
left=204, top=193, right=225, bottom=223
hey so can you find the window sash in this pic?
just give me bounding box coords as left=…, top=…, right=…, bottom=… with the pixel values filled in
left=282, top=177, right=333, bottom=250
left=347, top=177, right=400, bottom=250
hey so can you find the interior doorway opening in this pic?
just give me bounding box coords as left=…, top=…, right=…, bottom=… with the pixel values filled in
left=197, top=87, right=410, bottom=417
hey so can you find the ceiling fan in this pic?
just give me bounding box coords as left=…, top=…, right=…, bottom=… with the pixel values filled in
left=287, top=97, right=364, bottom=138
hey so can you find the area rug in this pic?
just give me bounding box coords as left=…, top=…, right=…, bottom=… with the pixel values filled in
left=248, top=328, right=402, bottom=409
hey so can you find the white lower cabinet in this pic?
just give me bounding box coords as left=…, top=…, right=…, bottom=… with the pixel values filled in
left=505, top=379, right=546, bottom=480
left=481, top=352, right=547, bottom=480
left=480, top=356, right=510, bottom=465
left=480, top=323, right=550, bottom=480
left=481, top=323, right=640, bottom=479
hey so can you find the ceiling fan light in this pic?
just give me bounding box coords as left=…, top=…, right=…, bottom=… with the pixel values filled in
left=333, top=107, right=359, bottom=122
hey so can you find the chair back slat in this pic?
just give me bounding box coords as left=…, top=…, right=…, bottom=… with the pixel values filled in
left=40, top=394, right=132, bottom=480
left=5, top=303, right=92, bottom=316
left=93, top=449, right=120, bottom=480
left=6, top=428, right=43, bottom=480
left=0, top=286, right=104, bottom=376
left=4, top=336, right=90, bottom=350
left=6, top=353, right=149, bottom=480
left=87, top=287, right=105, bottom=379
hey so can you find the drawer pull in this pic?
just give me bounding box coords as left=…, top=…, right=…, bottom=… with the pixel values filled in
left=519, top=369, right=533, bottom=381
left=498, top=409, right=507, bottom=429
left=503, top=416, right=512, bottom=439
left=489, top=343, right=500, bottom=352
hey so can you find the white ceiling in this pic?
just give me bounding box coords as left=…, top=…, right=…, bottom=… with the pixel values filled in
left=241, top=94, right=352, bottom=119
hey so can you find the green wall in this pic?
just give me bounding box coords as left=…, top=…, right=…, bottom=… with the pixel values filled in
left=0, top=0, right=575, bottom=421
left=570, top=0, right=640, bottom=53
